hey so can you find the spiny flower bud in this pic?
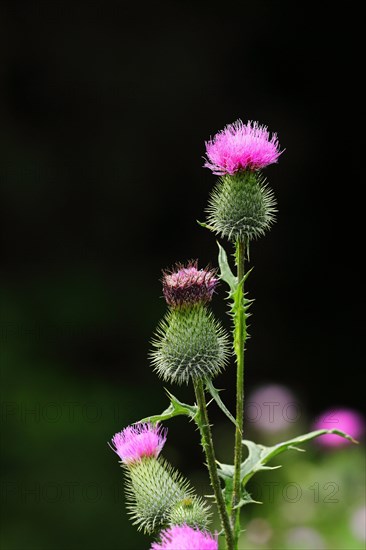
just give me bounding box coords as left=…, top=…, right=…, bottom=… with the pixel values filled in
left=151, top=303, right=230, bottom=385
left=110, top=424, right=210, bottom=534
left=162, top=262, right=218, bottom=308
left=125, top=456, right=199, bottom=534
left=204, top=119, right=281, bottom=175
left=151, top=524, right=218, bottom=550
left=151, top=264, right=229, bottom=384
left=109, top=423, right=167, bottom=465
left=126, top=457, right=189, bottom=533
left=206, top=170, right=277, bottom=242
left=169, top=496, right=211, bottom=531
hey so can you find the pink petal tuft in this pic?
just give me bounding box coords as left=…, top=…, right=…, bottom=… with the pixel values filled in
left=109, top=422, right=167, bottom=464
left=151, top=525, right=218, bottom=550
left=162, top=261, right=218, bottom=307
left=204, top=119, right=282, bottom=174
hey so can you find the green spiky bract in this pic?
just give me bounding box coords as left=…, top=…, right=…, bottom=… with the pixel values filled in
left=169, top=496, right=211, bottom=530
left=151, top=303, right=230, bottom=385
left=124, top=456, right=209, bottom=534
left=206, top=170, right=277, bottom=242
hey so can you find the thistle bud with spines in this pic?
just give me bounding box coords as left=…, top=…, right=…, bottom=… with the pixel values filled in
left=150, top=262, right=230, bottom=385
left=125, top=456, right=196, bottom=533
left=109, top=423, right=211, bottom=534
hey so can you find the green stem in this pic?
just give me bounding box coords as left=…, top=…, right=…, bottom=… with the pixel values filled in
left=232, top=239, right=247, bottom=546
left=193, top=379, right=234, bottom=550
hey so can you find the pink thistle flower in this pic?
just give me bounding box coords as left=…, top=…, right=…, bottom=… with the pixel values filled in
left=204, top=119, right=282, bottom=175
left=109, top=422, right=167, bottom=464
left=162, top=261, right=218, bottom=307
left=313, top=408, right=364, bottom=447
left=151, top=525, right=218, bottom=550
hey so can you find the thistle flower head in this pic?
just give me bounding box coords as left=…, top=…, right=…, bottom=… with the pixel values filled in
left=109, top=423, right=167, bottom=465
left=204, top=119, right=281, bottom=175
left=151, top=525, right=218, bottom=550
left=162, top=262, right=218, bottom=307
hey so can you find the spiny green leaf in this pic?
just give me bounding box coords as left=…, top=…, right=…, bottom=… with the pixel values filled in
left=233, top=488, right=262, bottom=510
left=216, top=461, right=235, bottom=481
left=217, top=429, right=357, bottom=491
left=242, top=429, right=358, bottom=485
left=217, top=241, right=237, bottom=294
left=197, top=220, right=216, bottom=231
left=205, top=378, right=240, bottom=430
left=140, top=390, right=198, bottom=424
left=239, top=440, right=281, bottom=486
left=217, top=464, right=262, bottom=511
left=240, top=266, right=254, bottom=285
left=216, top=461, right=235, bottom=512
left=165, top=390, right=198, bottom=417
left=216, top=243, right=253, bottom=363
left=232, top=283, right=246, bottom=358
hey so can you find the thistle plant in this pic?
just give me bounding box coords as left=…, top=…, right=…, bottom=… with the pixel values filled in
left=109, top=119, right=357, bottom=550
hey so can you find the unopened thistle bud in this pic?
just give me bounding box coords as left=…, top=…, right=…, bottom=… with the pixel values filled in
left=204, top=120, right=281, bottom=242
left=151, top=524, right=218, bottom=550
left=125, top=456, right=194, bottom=533
left=169, top=496, right=211, bottom=530
left=110, top=423, right=210, bottom=534
left=151, top=263, right=230, bottom=385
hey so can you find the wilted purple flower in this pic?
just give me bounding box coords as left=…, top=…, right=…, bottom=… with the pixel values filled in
left=151, top=525, right=218, bottom=550
left=109, top=423, right=167, bottom=464
left=205, top=119, right=281, bottom=175
left=313, top=408, right=364, bottom=446
left=162, top=262, right=218, bottom=307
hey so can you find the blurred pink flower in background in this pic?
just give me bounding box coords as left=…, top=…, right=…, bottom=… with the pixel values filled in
left=313, top=408, right=364, bottom=446
left=245, top=384, right=300, bottom=433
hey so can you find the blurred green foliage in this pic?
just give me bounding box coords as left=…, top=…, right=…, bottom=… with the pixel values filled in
left=236, top=445, right=365, bottom=549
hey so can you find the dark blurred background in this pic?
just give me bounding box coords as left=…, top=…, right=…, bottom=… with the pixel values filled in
left=1, top=2, right=364, bottom=550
